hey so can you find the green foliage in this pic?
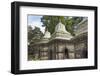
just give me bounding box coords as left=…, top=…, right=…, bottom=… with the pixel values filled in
left=28, top=26, right=43, bottom=44
left=28, top=26, right=33, bottom=43
left=28, top=26, right=43, bottom=60
left=41, top=16, right=83, bottom=35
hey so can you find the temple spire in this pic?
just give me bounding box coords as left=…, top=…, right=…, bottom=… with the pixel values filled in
left=43, top=27, right=51, bottom=39
left=51, top=20, right=73, bottom=40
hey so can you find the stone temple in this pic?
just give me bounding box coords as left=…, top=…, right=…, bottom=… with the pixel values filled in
left=30, top=18, right=88, bottom=60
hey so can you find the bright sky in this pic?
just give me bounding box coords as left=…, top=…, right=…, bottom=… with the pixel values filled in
left=28, top=15, right=45, bottom=33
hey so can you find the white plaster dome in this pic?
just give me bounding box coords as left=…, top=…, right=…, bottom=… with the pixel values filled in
left=43, top=30, right=51, bottom=39
left=55, top=22, right=70, bottom=34
left=50, top=21, right=73, bottom=40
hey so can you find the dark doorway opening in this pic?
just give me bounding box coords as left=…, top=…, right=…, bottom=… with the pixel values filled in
left=65, top=48, right=69, bottom=58
left=82, top=50, right=88, bottom=58
left=49, top=49, right=52, bottom=60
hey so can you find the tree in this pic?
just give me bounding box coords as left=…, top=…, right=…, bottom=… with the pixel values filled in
left=28, top=26, right=43, bottom=60
left=41, top=16, right=83, bottom=35
left=41, top=16, right=65, bottom=34
left=31, top=26, right=43, bottom=44
left=28, top=26, right=34, bottom=44
left=28, top=26, right=43, bottom=45
left=65, top=17, right=83, bottom=35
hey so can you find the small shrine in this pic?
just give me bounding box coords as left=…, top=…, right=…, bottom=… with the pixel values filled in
left=32, top=18, right=88, bottom=60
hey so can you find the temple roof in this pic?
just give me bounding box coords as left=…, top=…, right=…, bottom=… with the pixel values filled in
left=36, top=21, right=73, bottom=44
left=50, top=21, right=73, bottom=40
left=36, top=30, right=51, bottom=44
left=74, top=17, right=87, bottom=36
left=43, top=30, right=51, bottom=39
left=55, top=21, right=70, bottom=34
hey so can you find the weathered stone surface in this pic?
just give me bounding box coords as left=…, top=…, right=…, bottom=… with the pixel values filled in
left=31, top=18, right=88, bottom=60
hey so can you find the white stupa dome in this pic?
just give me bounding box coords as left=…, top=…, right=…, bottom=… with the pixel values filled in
left=55, top=22, right=70, bottom=34
left=43, top=30, right=51, bottom=39
left=37, top=30, right=51, bottom=44
left=51, top=21, right=73, bottom=40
